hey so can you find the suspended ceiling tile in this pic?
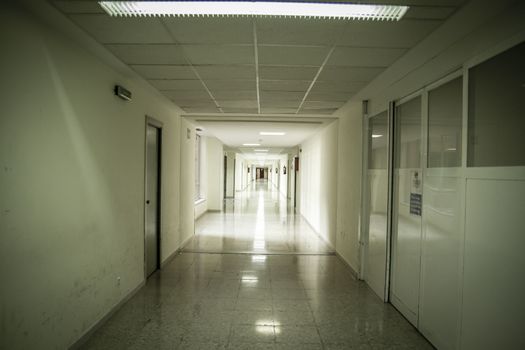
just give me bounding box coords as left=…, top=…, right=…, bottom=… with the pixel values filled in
left=261, top=100, right=300, bottom=108
left=172, top=100, right=216, bottom=107
left=318, top=66, right=385, bottom=82
left=221, top=108, right=259, bottom=114
left=53, top=1, right=104, bottom=14
left=307, top=91, right=352, bottom=101
left=205, top=79, right=256, bottom=91
left=298, top=108, right=338, bottom=115
left=259, top=66, right=318, bottom=80
left=106, top=44, right=186, bottom=64
left=181, top=106, right=221, bottom=113
left=212, top=90, right=257, bottom=100
left=258, top=45, right=331, bottom=66
left=182, top=45, right=254, bottom=65
left=313, top=80, right=367, bottom=92
left=260, top=80, right=310, bottom=92
left=148, top=79, right=203, bottom=90
left=260, top=107, right=298, bottom=114
left=217, top=100, right=258, bottom=108
left=261, top=91, right=304, bottom=101
left=328, top=47, right=407, bottom=67
left=162, top=17, right=253, bottom=44
left=256, top=18, right=344, bottom=46
left=131, top=65, right=196, bottom=79
left=162, top=90, right=211, bottom=100
left=337, top=19, right=443, bottom=48
left=194, top=65, right=255, bottom=80
left=302, top=100, right=346, bottom=109
left=69, top=14, right=173, bottom=43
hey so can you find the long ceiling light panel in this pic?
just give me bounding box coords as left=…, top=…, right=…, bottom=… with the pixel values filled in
left=98, top=1, right=409, bottom=21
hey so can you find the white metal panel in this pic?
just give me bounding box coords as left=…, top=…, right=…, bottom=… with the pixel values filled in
left=419, top=174, right=463, bottom=349
left=390, top=96, right=423, bottom=326
left=461, top=179, right=525, bottom=349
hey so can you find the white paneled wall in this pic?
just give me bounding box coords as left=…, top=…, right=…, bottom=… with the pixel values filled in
left=360, top=39, right=525, bottom=350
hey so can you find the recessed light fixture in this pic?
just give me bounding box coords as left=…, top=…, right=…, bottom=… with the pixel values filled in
left=243, top=143, right=261, bottom=146
left=260, top=132, right=285, bottom=136
left=372, top=134, right=383, bottom=138
left=254, top=149, right=268, bottom=152
left=98, top=1, right=409, bottom=21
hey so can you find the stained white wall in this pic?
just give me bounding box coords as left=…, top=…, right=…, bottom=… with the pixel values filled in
left=0, top=2, right=189, bottom=349
left=299, top=121, right=338, bottom=247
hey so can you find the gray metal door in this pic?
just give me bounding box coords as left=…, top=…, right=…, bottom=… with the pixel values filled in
left=145, top=123, right=160, bottom=277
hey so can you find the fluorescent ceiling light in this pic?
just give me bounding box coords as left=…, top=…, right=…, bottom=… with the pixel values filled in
left=260, top=132, right=285, bottom=136
left=254, top=149, right=268, bottom=152
left=243, top=143, right=261, bottom=146
left=99, top=1, right=409, bottom=21
left=372, top=134, right=383, bottom=138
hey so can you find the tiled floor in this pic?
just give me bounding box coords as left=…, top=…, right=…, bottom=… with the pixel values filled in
left=81, top=181, right=433, bottom=349
left=186, top=180, right=332, bottom=254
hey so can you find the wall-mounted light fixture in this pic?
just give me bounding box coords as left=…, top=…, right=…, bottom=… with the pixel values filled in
left=99, top=1, right=409, bottom=21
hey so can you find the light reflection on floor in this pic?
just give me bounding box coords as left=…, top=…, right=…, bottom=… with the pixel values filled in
left=185, top=180, right=333, bottom=254
left=79, top=180, right=433, bottom=350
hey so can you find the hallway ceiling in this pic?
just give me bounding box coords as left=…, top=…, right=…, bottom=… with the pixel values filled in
left=52, top=0, right=465, bottom=116
left=195, top=119, right=326, bottom=156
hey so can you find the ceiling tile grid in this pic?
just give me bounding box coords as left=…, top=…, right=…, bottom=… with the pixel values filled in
left=53, top=0, right=464, bottom=116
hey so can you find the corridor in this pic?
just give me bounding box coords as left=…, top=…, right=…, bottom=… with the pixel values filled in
left=80, top=182, right=432, bottom=349
left=188, top=180, right=332, bottom=254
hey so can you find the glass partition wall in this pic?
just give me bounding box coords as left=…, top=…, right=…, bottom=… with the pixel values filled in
left=362, top=40, right=525, bottom=350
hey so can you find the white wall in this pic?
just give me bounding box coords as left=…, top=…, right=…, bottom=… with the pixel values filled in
left=334, top=102, right=363, bottom=272
left=299, top=121, right=339, bottom=247
left=193, top=135, right=224, bottom=219
left=224, top=151, right=235, bottom=197
left=0, top=2, right=189, bottom=349
left=206, top=136, right=224, bottom=211
left=180, top=119, right=196, bottom=239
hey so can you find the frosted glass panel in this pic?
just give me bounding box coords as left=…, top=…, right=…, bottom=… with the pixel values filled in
left=368, top=111, right=388, bottom=169
left=467, top=41, right=525, bottom=167
left=428, top=77, right=462, bottom=168
left=395, top=97, right=421, bottom=169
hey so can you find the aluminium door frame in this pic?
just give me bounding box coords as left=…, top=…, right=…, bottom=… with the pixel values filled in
left=144, top=116, right=163, bottom=280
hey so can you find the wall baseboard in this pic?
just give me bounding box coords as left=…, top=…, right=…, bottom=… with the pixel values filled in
left=68, top=280, right=145, bottom=349
left=300, top=213, right=336, bottom=252
left=335, top=251, right=359, bottom=279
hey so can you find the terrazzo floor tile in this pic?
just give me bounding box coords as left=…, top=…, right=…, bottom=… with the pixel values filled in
left=80, top=181, right=435, bottom=350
